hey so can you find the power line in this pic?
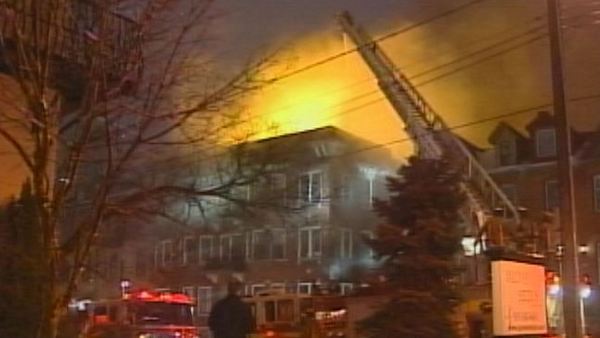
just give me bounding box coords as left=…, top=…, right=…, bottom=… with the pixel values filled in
left=413, top=33, right=547, bottom=87
left=270, top=0, right=488, bottom=83
left=144, top=93, right=600, bottom=171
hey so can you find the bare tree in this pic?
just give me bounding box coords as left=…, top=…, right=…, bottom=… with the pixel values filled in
left=0, top=1, right=280, bottom=337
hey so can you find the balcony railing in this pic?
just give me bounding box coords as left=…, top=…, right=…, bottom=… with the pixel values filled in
left=0, top=0, right=141, bottom=78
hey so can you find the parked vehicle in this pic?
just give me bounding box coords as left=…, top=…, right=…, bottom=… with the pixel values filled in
left=243, top=290, right=348, bottom=338
left=83, top=290, right=199, bottom=338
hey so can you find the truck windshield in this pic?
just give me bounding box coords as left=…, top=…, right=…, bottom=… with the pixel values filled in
left=135, top=302, right=193, bottom=326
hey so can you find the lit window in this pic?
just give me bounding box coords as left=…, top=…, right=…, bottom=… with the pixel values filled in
left=594, top=175, right=600, bottom=212
left=536, top=128, right=557, bottom=158
left=298, top=227, right=322, bottom=260
left=545, top=180, right=559, bottom=210
left=299, top=171, right=323, bottom=203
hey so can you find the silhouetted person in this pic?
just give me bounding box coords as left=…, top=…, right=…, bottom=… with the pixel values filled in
left=208, top=281, right=253, bottom=338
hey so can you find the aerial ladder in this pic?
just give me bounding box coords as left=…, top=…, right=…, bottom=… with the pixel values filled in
left=337, top=11, right=521, bottom=247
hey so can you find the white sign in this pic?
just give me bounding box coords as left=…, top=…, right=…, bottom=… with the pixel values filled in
left=492, top=260, right=548, bottom=336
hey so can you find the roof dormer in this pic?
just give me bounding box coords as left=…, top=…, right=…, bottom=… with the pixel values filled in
left=526, top=111, right=556, bottom=160
left=488, top=122, right=525, bottom=167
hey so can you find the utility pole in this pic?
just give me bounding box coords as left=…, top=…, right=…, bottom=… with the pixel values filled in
left=546, top=0, right=583, bottom=337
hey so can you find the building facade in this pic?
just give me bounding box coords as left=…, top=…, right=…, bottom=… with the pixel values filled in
left=475, top=111, right=600, bottom=334
left=84, top=126, right=397, bottom=323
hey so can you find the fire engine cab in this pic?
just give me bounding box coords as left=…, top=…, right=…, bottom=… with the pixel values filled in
left=244, top=290, right=348, bottom=338
left=84, top=290, right=199, bottom=338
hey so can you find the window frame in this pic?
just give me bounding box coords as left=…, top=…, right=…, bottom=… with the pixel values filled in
left=535, top=128, right=557, bottom=158
left=298, top=227, right=322, bottom=261
left=298, top=171, right=323, bottom=204
left=271, top=228, right=287, bottom=260
left=497, top=138, right=517, bottom=166
left=161, top=240, right=174, bottom=267
left=340, top=228, right=353, bottom=259
left=183, top=236, right=198, bottom=265
left=199, top=235, right=214, bottom=261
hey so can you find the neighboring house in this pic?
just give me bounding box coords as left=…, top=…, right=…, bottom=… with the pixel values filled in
left=476, top=111, right=600, bottom=333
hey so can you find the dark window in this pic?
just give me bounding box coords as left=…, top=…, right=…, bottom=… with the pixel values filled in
left=272, top=229, right=286, bottom=260
left=252, top=231, right=269, bottom=260
left=199, top=236, right=213, bottom=260
left=497, top=139, right=516, bottom=166
left=265, top=301, right=276, bottom=322
left=184, top=237, right=198, bottom=265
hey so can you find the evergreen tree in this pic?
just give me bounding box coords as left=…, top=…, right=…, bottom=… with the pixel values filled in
left=359, top=156, right=465, bottom=338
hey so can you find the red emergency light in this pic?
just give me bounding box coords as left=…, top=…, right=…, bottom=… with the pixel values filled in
left=124, top=290, right=192, bottom=304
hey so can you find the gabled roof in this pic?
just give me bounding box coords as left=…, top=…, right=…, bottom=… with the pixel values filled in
left=525, top=111, right=554, bottom=133
left=488, top=121, right=525, bottom=145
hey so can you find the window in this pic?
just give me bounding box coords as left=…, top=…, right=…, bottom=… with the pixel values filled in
left=299, top=171, right=323, bottom=203
left=182, top=286, right=195, bottom=302
left=536, top=128, right=557, bottom=158
left=197, top=287, right=212, bottom=314
left=340, top=229, right=353, bottom=259
left=340, top=283, right=354, bottom=295
left=161, top=240, right=174, bottom=266
left=594, top=175, right=600, bottom=212
left=199, top=236, right=214, bottom=261
left=252, top=230, right=269, bottom=260
left=298, top=227, right=322, bottom=260
left=277, top=299, right=295, bottom=321
left=297, top=282, right=313, bottom=294
left=183, top=237, right=198, bottom=265
left=545, top=180, right=559, bottom=210
left=272, top=229, right=286, bottom=260
left=497, top=138, right=516, bottom=166
left=251, top=284, right=266, bottom=296
left=220, top=234, right=245, bottom=261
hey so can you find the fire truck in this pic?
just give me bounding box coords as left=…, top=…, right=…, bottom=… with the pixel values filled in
left=83, top=290, right=199, bottom=338
left=244, top=290, right=348, bottom=338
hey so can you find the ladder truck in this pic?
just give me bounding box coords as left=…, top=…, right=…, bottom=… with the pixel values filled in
left=337, top=11, right=550, bottom=338
left=337, top=11, right=521, bottom=249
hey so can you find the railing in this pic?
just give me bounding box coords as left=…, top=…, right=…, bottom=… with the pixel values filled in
left=337, top=11, right=520, bottom=228
left=0, top=0, right=141, bottom=78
